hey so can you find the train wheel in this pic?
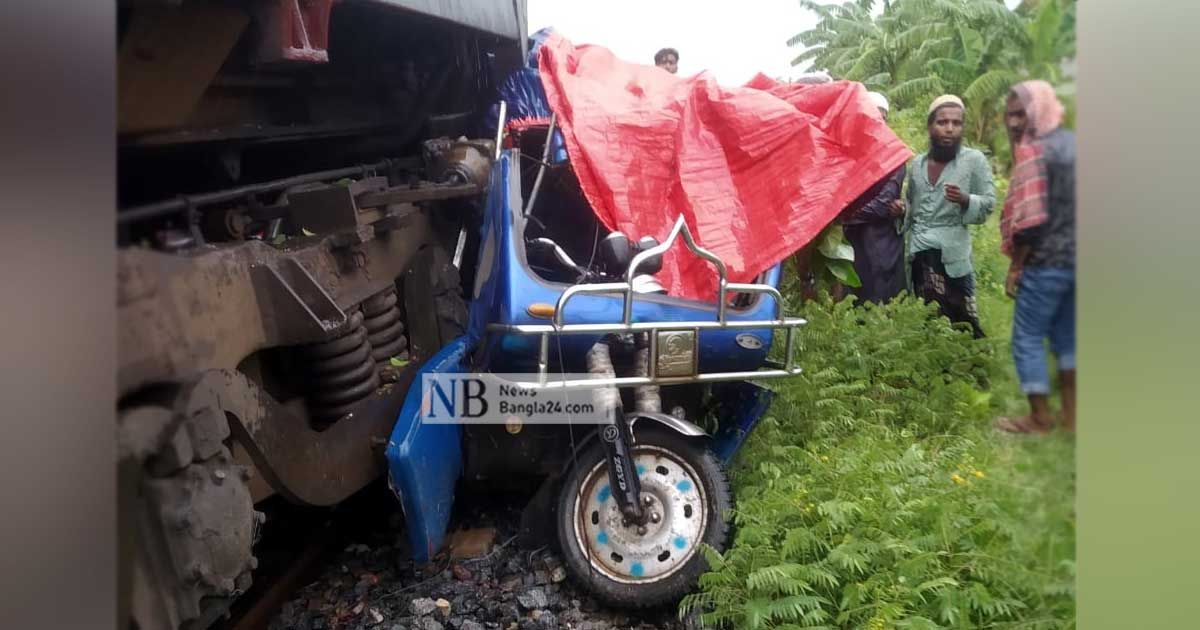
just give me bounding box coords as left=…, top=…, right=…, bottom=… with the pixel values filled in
left=119, top=385, right=260, bottom=630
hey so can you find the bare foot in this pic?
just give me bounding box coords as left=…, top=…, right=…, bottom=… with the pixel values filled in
left=994, top=415, right=1054, bottom=434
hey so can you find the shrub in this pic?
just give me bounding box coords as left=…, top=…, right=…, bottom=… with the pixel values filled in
left=684, top=210, right=1074, bottom=629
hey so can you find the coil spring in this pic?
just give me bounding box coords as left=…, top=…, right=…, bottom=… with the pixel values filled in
left=361, top=287, right=408, bottom=368
left=302, top=311, right=379, bottom=424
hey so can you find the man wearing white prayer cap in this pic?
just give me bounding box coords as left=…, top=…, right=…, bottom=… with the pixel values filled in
left=894, top=93, right=995, bottom=338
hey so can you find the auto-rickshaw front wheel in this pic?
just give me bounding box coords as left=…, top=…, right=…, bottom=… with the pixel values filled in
left=555, top=427, right=732, bottom=608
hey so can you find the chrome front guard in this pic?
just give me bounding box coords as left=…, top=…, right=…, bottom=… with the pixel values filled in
left=485, top=216, right=806, bottom=390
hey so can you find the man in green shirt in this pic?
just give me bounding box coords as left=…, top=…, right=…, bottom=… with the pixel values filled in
left=892, top=94, right=995, bottom=338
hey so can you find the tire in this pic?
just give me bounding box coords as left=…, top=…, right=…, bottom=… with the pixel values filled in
left=555, top=427, right=733, bottom=608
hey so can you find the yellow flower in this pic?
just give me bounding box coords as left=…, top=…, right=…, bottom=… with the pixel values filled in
left=821, top=455, right=830, bottom=462
left=951, top=473, right=967, bottom=486
left=972, top=470, right=986, bottom=479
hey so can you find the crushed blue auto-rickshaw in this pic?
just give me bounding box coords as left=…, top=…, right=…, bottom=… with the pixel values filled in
left=380, top=29, right=906, bottom=609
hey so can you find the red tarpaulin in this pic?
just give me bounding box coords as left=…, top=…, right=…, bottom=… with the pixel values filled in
left=536, top=33, right=913, bottom=301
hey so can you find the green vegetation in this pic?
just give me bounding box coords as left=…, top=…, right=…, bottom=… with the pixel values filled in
left=681, top=3, right=1078, bottom=623
left=685, top=207, right=1075, bottom=629
left=811, top=224, right=863, bottom=290
left=789, top=0, right=1075, bottom=159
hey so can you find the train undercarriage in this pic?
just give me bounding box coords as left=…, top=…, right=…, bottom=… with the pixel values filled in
left=116, top=1, right=526, bottom=627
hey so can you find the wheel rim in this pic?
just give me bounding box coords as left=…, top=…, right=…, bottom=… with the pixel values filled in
left=571, top=445, right=708, bottom=584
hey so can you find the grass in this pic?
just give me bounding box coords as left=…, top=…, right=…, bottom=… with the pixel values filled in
left=685, top=189, right=1076, bottom=629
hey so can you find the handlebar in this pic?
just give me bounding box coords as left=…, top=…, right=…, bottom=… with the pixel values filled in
left=529, top=237, right=603, bottom=283
left=529, top=236, right=664, bottom=293
left=531, top=238, right=583, bottom=273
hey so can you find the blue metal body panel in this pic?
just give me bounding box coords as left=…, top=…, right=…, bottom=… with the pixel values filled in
left=383, top=336, right=470, bottom=562
left=709, top=381, right=776, bottom=464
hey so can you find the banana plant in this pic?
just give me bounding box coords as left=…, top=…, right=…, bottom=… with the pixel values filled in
left=811, top=223, right=862, bottom=290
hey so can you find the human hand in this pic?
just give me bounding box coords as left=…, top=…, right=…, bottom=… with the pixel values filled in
left=889, top=199, right=906, bottom=218
left=1005, top=266, right=1022, bottom=299
left=944, top=184, right=969, bottom=209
